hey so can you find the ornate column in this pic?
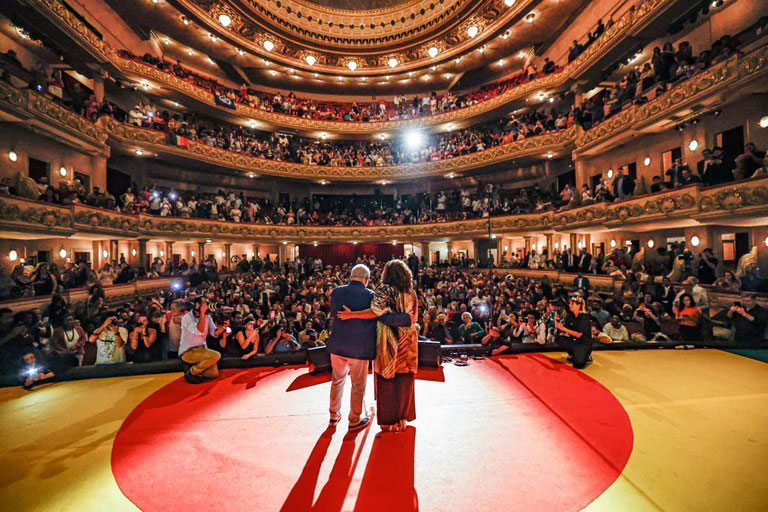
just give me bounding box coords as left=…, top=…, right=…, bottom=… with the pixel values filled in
left=569, top=233, right=578, bottom=252
left=197, top=241, right=206, bottom=262
left=223, top=243, right=232, bottom=270
left=138, top=239, right=148, bottom=271
left=523, top=236, right=532, bottom=258
left=109, top=239, right=119, bottom=262
left=93, top=77, right=105, bottom=103
left=545, top=233, right=554, bottom=259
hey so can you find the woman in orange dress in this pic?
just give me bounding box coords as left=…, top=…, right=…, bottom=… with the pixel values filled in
left=338, top=259, right=418, bottom=432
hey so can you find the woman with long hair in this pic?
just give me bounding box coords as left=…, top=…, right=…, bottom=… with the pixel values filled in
left=338, top=259, right=418, bottom=432
left=674, top=292, right=701, bottom=341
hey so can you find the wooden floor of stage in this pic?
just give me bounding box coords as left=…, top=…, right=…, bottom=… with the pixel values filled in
left=1, top=350, right=767, bottom=512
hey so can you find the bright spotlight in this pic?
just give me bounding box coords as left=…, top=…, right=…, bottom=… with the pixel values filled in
left=404, top=129, right=425, bottom=150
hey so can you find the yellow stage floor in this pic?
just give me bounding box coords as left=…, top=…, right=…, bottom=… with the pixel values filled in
left=1, top=350, right=767, bottom=511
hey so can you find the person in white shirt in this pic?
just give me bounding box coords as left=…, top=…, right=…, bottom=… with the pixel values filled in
left=179, top=297, right=221, bottom=383
left=89, top=312, right=127, bottom=364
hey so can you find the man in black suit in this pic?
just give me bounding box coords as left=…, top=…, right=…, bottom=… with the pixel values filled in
left=640, top=275, right=662, bottom=303
left=659, top=276, right=676, bottom=314
left=612, top=167, right=635, bottom=200
left=578, top=248, right=592, bottom=273
left=573, top=271, right=591, bottom=297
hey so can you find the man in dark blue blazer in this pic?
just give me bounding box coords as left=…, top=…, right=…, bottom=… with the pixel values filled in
left=327, top=264, right=412, bottom=431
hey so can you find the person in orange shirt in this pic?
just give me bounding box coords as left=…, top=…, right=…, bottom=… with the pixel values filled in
left=674, top=292, right=700, bottom=341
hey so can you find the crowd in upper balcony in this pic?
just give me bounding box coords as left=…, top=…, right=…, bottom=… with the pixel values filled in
left=118, top=49, right=562, bottom=123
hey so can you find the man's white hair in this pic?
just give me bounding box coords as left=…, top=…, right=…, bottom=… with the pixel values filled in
left=350, top=264, right=371, bottom=280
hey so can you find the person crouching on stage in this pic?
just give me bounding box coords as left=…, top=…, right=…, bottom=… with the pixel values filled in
left=554, top=296, right=593, bottom=369
left=180, top=297, right=221, bottom=383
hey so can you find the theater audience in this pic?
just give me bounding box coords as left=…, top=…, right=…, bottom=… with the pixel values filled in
left=727, top=293, right=768, bottom=347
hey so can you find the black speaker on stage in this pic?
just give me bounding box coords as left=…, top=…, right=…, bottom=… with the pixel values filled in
left=418, top=340, right=441, bottom=368
left=307, top=345, right=332, bottom=375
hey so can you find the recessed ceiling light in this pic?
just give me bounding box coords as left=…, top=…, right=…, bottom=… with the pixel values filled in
left=263, top=39, right=274, bottom=52
left=427, top=46, right=439, bottom=58
left=163, top=39, right=170, bottom=45
left=502, top=32, right=509, bottom=39
left=237, top=48, right=244, bottom=56
left=498, top=60, right=506, bottom=66
left=467, top=25, right=479, bottom=38
left=385, top=75, right=391, bottom=80
left=431, top=65, right=436, bottom=70
left=347, top=60, right=358, bottom=71
left=525, top=12, right=536, bottom=23
left=387, top=57, right=399, bottom=68
left=209, top=34, right=217, bottom=42
left=248, top=173, right=255, bottom=178
left=135, top=149, right=144, bottom=156
left=187, top=49, right=193, bottom=56
left=181, top=15, right=189, bottom=25
left=478, top=47, right=485, bottom=54
left=218, top=14, right=231, bottom=27
left=546, top=152, right=553, bottom=159
left=305, top=55, right=316, bottom=66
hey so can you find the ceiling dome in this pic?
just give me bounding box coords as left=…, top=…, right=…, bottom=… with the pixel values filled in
left=306, top=0, right=410, bottom=9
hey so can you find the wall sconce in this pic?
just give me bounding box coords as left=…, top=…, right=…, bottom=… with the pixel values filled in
left=690, top=235, right=700, bottom=247
left=8, top=249, right=18, bottom=261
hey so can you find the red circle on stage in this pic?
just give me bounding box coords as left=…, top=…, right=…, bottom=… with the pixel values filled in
left=112, top=354, right=633, bottom=511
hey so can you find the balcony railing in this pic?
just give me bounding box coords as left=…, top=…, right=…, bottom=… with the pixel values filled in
left=33, top=0, right=679, bottom=134
left=2, top=177, right=767, bottom=242
left=2, top=43, right=766, bottom=181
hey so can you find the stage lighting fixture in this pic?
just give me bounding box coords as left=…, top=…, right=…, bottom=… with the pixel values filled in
left=8, top=151, right=17, bottom=161
left=404, top=129, right=425, bottom=150
left=466, top=25, right=479, bottom=38
left=168, top=192, right=178, bottom=200
left=171, top=281, right=183, bottom=291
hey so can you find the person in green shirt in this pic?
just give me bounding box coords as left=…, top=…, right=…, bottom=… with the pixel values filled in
left=458, top=312, right=485, bottom=343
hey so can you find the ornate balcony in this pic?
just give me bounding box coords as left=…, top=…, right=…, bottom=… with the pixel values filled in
left=102, top=116, right=577, bottom=181
left=3, top=178, right=768, bottom=242
left=31, top=0, right=686, bottom=135
left=0, top=81, right=109, bottom=156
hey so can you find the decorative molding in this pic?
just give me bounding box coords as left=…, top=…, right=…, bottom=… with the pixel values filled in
left=36, top=0, right=678, bottom=134
left=0, top=81, right=109, bottom=152
left=3, top=179, right=768, bottom=242
left=103, top=117, right=576, bottom=180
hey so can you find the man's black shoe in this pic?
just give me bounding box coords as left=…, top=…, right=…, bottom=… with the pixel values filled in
left=349, top=417, right=370, bottom=432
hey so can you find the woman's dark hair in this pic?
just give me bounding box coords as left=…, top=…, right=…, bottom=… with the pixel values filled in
left=679, top=292, right=695, bottom=307
left=381, top=259, right=413, bottom=293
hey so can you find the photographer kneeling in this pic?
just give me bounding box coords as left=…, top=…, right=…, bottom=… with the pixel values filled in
left=180, top=297, right=221, bottom=383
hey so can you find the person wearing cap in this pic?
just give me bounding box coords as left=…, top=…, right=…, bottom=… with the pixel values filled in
left=554, top=296, right=593, bottom=368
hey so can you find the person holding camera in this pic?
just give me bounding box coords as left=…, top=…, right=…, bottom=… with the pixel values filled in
left=554, top=296, right=593, bottom=369
left=19, top=348, right=56, bottom=390
left=89, top=311, right=127, bottom=365
left=179, top=297, right=221, bottom=383
left=727, top=293, right=768, bottom=347
left=128, top=314, right=160, bottom=363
